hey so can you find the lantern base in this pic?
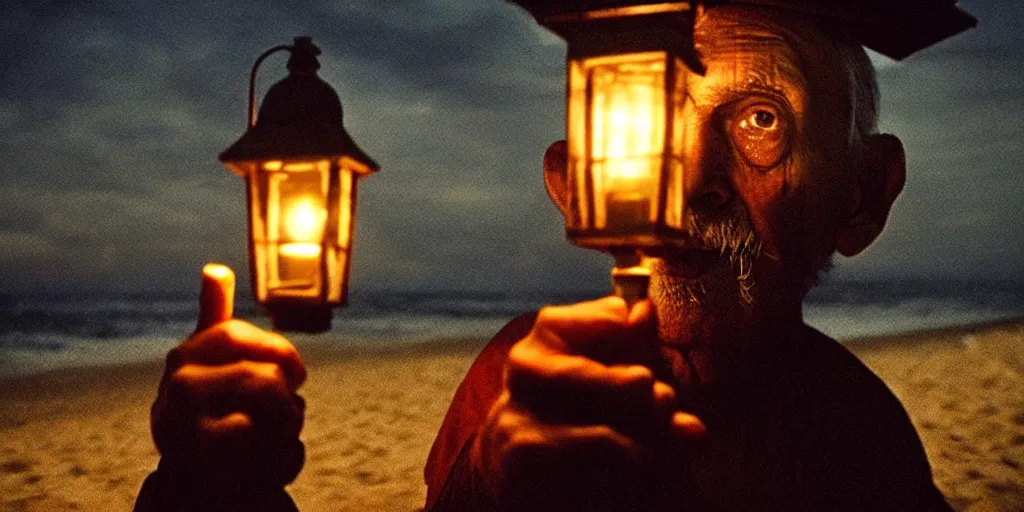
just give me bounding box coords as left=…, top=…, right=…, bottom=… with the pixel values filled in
left=611, top=251, right=650, bottom=308
left=269, top=305, right=333, bottom=333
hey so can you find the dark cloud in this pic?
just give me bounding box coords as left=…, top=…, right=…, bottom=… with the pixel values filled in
left=0, top=0, right=1020, bottom=295
left=0, top=0, right=580, bottom=295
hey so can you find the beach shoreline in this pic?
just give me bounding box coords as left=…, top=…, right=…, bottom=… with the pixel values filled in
left=1, top=319, right=1022, bottom=511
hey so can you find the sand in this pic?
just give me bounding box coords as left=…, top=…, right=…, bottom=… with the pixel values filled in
left=846, top=320, right=1024, bottom=512
left=0, top=321, right=1021, bottom=511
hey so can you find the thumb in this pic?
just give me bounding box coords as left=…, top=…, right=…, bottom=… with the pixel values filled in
left=625, top=299, right=661, bottom=358
left=195, top=263, right=235, bottom=333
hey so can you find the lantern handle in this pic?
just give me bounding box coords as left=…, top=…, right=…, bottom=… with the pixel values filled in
left=248, top=44, right=292, bottom=128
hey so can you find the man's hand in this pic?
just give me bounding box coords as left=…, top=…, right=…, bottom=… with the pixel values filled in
left=150, top=264, right=307, bottom=491
left=470, top=297, right=706, bottom=511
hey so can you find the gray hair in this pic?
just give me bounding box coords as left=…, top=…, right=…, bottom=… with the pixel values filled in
left=839, top=38, right=880, bottom=139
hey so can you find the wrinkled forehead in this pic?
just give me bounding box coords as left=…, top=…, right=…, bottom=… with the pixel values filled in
left=691, top=6, right=847, bottom=107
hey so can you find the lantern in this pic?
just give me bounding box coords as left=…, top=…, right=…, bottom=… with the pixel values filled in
left=509, top=1, right=702, bottom=302
left=220, top=37, right=379, bottom=333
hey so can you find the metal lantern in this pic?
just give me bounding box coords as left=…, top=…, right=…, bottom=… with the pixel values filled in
left=509, top=1, right=702, bottom=302
left=220, top=37, right=379, bottom=333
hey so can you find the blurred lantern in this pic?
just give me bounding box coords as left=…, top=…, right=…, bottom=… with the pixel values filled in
left=508, top=1, right=702, bottom=303
left=220, top=36, right=379, bottom=333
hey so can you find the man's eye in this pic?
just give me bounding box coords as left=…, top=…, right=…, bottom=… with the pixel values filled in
left=730, top=105, right=789, bottom=169
left=751, top=110, right=776, bottom=129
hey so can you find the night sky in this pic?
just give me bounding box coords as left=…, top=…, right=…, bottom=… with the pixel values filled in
left=1, top=1, right=1021, bottom=296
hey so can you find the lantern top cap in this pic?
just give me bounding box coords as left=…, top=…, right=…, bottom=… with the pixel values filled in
left=219, top=37, right=379, bottom=171
left=287, top=36, right=321, bottom=74
left=507, top=0, right=976, bottom=60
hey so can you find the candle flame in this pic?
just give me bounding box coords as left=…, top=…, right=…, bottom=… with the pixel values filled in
left=284, top=198, right=324, bottom=242
left=606, top=104, right=652, bottom=181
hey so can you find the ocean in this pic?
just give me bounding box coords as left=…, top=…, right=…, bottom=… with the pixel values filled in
left=1, top=280, right=1021, bottom=378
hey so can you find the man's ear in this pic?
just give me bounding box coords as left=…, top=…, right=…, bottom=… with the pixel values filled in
left=543, top=140, right=571, bottom=219
left=836, top=133, right=906, bottom=257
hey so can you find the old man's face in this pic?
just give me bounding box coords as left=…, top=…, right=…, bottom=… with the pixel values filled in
left=647, top=6, right=872, bottom=377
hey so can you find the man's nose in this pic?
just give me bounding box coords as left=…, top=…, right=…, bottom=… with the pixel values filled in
left=682, top=124, right=734, bottom=216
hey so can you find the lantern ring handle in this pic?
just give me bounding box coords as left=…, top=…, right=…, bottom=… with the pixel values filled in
left=248, top=44, right=293, bottom=128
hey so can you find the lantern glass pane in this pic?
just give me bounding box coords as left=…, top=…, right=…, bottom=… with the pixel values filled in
left=247, top=168, right=269, bottom=303
left=256, top=159, right=330, bottom=300
left=665, top=56, right=687, bottom=231
left=570, top=52, right=667, bottom=235
left=325, top=161, right=357, bottom=303
left=567, top=59, right=590, bottom=229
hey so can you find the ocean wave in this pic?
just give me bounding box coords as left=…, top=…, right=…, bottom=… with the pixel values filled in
left=0, top=281, right=1020, bottom=377
left=2, top=282, right=1021, bottom=341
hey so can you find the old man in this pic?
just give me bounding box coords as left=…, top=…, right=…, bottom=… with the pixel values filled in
left=423, top=1, right=975, bottom=511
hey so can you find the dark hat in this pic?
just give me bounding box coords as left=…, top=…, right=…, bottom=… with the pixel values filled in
left=507, top=0, right=976, bottom=60
left=728, top=0, right=976, bottom=59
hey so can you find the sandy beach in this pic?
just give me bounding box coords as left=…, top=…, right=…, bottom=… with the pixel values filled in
left=1, top=320, right=1021, bottom=511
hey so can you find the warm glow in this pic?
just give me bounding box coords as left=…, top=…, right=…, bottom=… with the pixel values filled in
left=279, top=243, right=322, bottom=258
left=590, top=53, right=663, bottom=188
left=284, top=198, right=324, bottom=242
left=283, top=162, right=317, bottom=172
left=582, top=52, right=666, bottom=230
left=604, top=102, right=655, bottom=182
left=263, top=160, right=284, bottom=171
left=259, top=168, right=327, bottom=300
left=548, top=2, right=692, bottom=22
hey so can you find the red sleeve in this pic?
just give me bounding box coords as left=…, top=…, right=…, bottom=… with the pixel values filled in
left=423, top=312, right=537, bottom=511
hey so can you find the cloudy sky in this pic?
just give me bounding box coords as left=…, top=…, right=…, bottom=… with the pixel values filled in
left=0, top=0, right=1020, bottom=296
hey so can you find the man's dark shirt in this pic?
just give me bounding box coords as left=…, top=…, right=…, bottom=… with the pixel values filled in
left=424, top=312, right=952, bottom=511
left=134, top=458, right=299, bottom=512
